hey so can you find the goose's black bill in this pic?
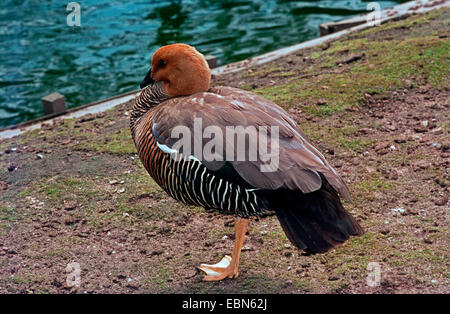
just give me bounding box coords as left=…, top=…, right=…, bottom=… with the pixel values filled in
left=140, top=68, right=154, bottom=89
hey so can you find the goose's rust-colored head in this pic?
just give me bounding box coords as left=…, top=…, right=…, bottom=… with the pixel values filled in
left=140, top=44, right=211, bottom=96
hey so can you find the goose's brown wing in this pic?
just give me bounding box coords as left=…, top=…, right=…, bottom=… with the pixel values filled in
left=151, top=86, right=350, bottom=200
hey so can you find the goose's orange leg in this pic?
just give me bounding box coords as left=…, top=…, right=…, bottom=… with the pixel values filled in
left=198, top=218, right=248, bottom=281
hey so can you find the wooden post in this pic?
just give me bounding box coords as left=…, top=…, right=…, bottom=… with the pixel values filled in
left=205, top=55, right=218, bottom=69
left=319, top=19, right=366, bottom=36
left=42, top=92, right=66, bottom=115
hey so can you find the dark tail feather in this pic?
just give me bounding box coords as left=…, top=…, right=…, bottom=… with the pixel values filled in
left=264, top=179, right=364, bottom=254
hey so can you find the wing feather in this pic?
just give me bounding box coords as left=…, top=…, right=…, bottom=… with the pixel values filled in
left=151, top=86, right=351, bottom=200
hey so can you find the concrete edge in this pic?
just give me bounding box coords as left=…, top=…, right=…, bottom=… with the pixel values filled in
left=0, top=90, right=140, bottom=139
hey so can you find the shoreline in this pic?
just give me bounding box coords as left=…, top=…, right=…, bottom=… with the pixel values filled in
left=1, top=0, right=448, bottom=139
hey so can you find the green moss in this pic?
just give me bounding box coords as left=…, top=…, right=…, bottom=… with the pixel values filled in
left=76, top=127, right=136, bottom=155
left=242, top=65, right=285, bottom=78
left=239, top=276, right=282, bottom=293
left=256, top=27, right=449, bottom=118
left=358, top=7, right=446, bottom=37
left=355, top=174, right=394, bottom=200
left=337, top=138, right=375, bottom=152
left=0, top=206, right=18, bottom=236
left=303, top=123, right=376, bottom=153
left=147, top=265, right=174, bottom=289
left=0, top=206, right=18, bottom=222
left=293, top=278, right=314, bottom=292
left=391, top=247, right=450, bottom=278
left=10, top=274, right=45, bottom=285
left=272, top=71, right=296, bottom=78
left=325, top=232, right=388, bottom=280
left=38, top=176, right=99, bottom=204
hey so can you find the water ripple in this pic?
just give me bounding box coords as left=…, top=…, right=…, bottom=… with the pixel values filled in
left=0, top=0, right=409, bottom=128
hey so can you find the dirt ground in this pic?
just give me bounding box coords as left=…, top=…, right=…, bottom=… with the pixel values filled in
left=0, top=8, right=448, bottom=294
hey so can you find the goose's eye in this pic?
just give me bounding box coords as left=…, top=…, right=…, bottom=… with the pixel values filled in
left=159, top=59, right=167, bottom=68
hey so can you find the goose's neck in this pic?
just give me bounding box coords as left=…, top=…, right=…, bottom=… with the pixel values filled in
left=130, top=82, right=170, bottom=137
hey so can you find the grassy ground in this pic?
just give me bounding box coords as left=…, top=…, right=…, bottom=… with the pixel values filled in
left=0, top=8, right=449, bottom=294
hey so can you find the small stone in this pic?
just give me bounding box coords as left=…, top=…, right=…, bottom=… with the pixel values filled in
left=63, top=200, right=77, bottom=211
left=7, top=164, right=17, bottom=172
left=204, top=241, right=213, bottom=247
left=185, top=269, right=197, bottom=279
left=337, top=54, right=362, bottom=65
left=61, top=138, right=71, bottom=145
left=434, top=198, right=448, bottom=206
left=357, top=128, right=372, bottom=135
left=423, top=238, right=433, bottom=244
left=224, top=220, right=235, bottom=227
left=317, top=99, right=327, bottom=106
left=375, top=143, right=389, bottom=152
left=387, top=124, right=397, bottom=131
left=0, top=181, right=8, bottom=191
left=414, top=126, right=427, bottom=133
left=440, top=143, right=450, bottom=152
left=380, top=229, right=390, bottom=235
left=434, top=177, right=448, bottom=188
left=150, top=250, right=163, bottom=256
left=391, top=207, right=405, bottom=214
left=413, top=161, right=430, bottom=171
left=429, top=143, right=441, bottom=149
left=328, top=276, right=340, bottom=281
left=109, top=180, right=118, bottom=185
left=64, top=216, right=79, bottom=225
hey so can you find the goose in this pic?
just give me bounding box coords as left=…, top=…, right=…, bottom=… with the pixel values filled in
left=130, top=43, right=364, bottom=281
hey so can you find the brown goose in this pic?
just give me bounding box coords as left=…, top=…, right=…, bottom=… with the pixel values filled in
left=130, top=43, right=364, bottom=281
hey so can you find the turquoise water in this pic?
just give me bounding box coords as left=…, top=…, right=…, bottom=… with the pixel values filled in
left=0, top=0, right=409, bottom=128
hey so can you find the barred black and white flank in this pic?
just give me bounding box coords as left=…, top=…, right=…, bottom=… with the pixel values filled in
left=131, top=83, right=266, bottom=218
